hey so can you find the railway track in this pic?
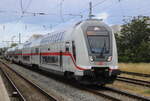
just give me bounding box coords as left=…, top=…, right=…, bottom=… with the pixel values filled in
left=0, top=68, right=25, bottom=101
left=117, top=76, right=150, bottom=87
left=80, top=86, right=121, bottom=101
left=103, top=86, right=150, bottom=101
left=121, top=71, right=150, bottom=77
left=0, top=61, right=58, bottom=101
left=80, top=86, right=150, bottom=101
left=1, top=59, right=150, bottom=101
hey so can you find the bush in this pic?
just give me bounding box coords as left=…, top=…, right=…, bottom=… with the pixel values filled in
left=115, top=16, right=150, bottom=63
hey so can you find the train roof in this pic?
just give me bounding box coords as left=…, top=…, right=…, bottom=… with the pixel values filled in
left=6, top=48, right=12, bottom=52
left=7, top=46, right=16, bottom=52
left=17, top=44, right=24, bottom=49
left=22, top=19, right=109, bottom=48
left=30, top=38, right=42, bottom=47
left=29, top=20, right=80, bottom=46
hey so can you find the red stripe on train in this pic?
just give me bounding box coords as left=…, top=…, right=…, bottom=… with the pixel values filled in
left=14, top=52, right=87, bottom=70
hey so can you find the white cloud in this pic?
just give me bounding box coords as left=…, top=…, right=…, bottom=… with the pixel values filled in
left=95, top=12, right=109, bottom=20
left=0, top=0, right=150, bottom=48
left=0, top=22, right=52, bottom=47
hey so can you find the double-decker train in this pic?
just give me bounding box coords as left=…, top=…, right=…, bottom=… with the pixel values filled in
left=5, top=19, right=120, bottom=85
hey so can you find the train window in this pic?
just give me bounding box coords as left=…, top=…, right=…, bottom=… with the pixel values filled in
left=57, top=33, right=60, bottom=41
left=42, top=56, right=59, bottom=65
left=54, top=35, right=55, bottom=41
left=23, top=56, right=30, bottom=61
left=72, top=41, right=76, bottom=61
left=56, top=33, right=59, bottom=42
left=55, top=34, right=58, bottom=42
left=86, top=26, right=110, bottom=54
left=49, top=37, right=51, bottom=42
left=55, top=35, right=57, bottom=42
left=35, top=48, right=39, bottom=53
left=55, top=33, right=58, bottom=42
left=65, top=42, right=70, bottom=52
left=53, top=35, right=55, bottom=42
left=60, top=33, right=63, bottom=40
left=14, top=55, right=18, bottom=59
left=52, top=36, right=54, bottom=42
left=88, top=36, right=109, bottom=54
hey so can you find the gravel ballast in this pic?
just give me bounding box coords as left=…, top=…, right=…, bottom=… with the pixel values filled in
left=6, top=62, right=108, bottom=101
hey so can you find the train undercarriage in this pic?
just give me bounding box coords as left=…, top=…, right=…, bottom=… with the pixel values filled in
left=75, top=67, right=120, bottom=85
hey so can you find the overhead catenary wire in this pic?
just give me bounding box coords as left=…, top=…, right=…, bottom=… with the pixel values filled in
left=93, top=0, right=109, bottom=8
left=0, top=0, right=117, bottom=22
left=59, top=0, right=65, bottom=22
left=79, top=0, right=109, bottom=15
left=20, top=0, right=24, bottom=15
left=24, top=0, right=33, bottom=12
left=1, top=0, right=123, bottom=33
left=1, top=0, right=149, bottom=21
left=64, top=0, right=110, bottom=21
left=50, top=0, right=112, bottom=27
left=2, top=0, right=33, bottom=45
left=1, top=0, right=150, bottom=45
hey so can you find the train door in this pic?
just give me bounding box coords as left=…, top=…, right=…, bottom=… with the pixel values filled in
left=31, top=48, right=34, bottom=63
left=65, top=42, right=70, bottom=52
left=35, top=47, right=40, bottom=65
left=60, top=50, right=62, bottom=67
left=31, top=47, right=39, bottom=65
left=63, top=41, right=76, bottom=72
left=72, top=41, right=76, bottom=61
left=63, top=42, right=70, bottom=71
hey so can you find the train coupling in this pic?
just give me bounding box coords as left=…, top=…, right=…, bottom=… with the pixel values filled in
left=109, top=69, right=121, bottom=76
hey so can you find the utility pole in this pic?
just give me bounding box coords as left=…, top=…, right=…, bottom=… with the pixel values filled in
left=89, top=2, right=93, bottom=19
left=11, top=36, right=16, bottom=44
left=19, top=33, right=21, bottom=44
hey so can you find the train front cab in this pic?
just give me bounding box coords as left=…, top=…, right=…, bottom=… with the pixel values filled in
left=72, top=20, right=120, bottom=85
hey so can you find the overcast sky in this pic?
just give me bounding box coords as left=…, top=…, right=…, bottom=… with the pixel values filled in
left=0, top=0, right=150, bottom=47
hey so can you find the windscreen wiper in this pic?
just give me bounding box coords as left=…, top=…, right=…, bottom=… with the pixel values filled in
left=100, top=39, right=106, bottom=57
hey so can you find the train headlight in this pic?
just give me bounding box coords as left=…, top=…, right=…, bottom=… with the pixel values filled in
left=89, top=56, right=94, bottom=62
left=107, top=56, right=112, bottom=62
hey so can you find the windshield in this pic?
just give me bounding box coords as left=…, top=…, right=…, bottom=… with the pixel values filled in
left=86, top=26, right=110, bottom=54
left=88, top=35, right=109, bottom=54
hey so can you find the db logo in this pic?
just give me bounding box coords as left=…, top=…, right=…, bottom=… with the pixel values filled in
left=96, top=62, right=104, bottom=65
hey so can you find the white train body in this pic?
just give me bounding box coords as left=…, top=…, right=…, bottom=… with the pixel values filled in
left=6, top=19, right=120, bottom=84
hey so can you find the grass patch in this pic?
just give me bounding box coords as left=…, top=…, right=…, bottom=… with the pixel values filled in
left=143, top=90, right=150, bottom=94
left=118, top=63, right=150, bottom=74
left=108, top=81, right=150, bottom=97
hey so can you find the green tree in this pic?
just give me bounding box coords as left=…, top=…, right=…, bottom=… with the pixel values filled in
left=115, top=16, right=150, bottom=62
left=10, top=43, right=18, bottom=47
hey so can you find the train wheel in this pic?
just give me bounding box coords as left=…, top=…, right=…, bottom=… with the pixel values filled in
left=64, top=71, right=74, bottom=80
left=32, top=64, right=39, bottom=70
left=99, top=84, right=105, bottom=87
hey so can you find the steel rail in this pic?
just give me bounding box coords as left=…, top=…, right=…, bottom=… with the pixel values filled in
left=2, top=60, right=119, bottom=101
left=2, top=59, right=149, bottom=101
left=0, top=68, right=26, bottom=101
left=104, top=86, right=150, bottom=101
left=79, top=85, right=150, bottom=101
left=121, top=71, right=150, bottom=77
left=0, top=61, right=58, bottom=101
left=81, top=86, right=121, bottom=101
left=117, top=76, right=150, bottom=87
